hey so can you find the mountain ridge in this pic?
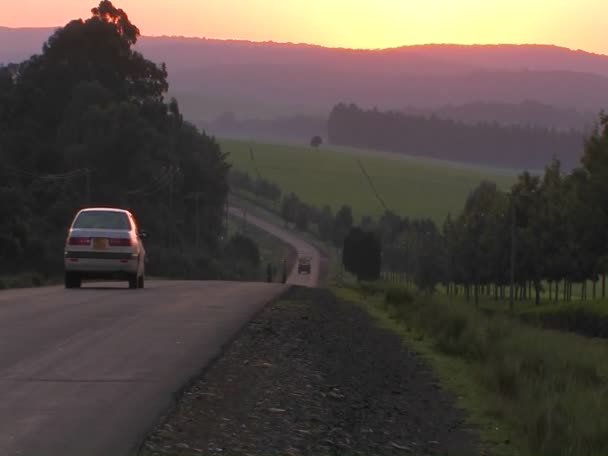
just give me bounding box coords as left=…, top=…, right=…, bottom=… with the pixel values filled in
left=2, top=25, right=606, bottom=55
left=2, top=26, right=607, bottom=128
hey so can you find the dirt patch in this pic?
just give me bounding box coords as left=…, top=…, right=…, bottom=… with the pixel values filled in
left=141, top=287, right=477, bottom=456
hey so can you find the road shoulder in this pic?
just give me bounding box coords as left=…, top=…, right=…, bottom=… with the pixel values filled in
left=140, top=287, right=477, bottom=455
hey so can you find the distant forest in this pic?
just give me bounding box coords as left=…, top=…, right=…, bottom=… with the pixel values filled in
left=328, top=103, right=586, bottom=170
left=402, top=100, right=595, bottom=132
left=203, top=113, right=327, bottom=144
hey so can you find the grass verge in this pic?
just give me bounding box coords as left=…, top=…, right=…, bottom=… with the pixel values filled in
left=335, top=283, right=608, bottom=456
left=0, top=273, right=59, bottom=289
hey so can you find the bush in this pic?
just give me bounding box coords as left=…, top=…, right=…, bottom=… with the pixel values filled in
left=378, top=288, right=608, bottom=456
left=0, top=272, right=48, bottom=289
left=521, top=304, right=608, bottom=338
left=145, top=246, right=220, bottom=279
left=224, top=233, right=260, bottom=267
left=342, top=227, right=381, bottom=281
left=384, top=286, right=415, bottom=305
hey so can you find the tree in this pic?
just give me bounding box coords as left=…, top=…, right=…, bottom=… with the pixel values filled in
left=333, top=205, right=353, bottom=247
left=224, top=233, right=260, bottom=267
left=91, top=0, right=140, bottom=44
left=0, top=2, right=230, bottom=278
left=327, top=102, right=583, bottom=170
left=294, top=204, right=309, bottom=231
left=281, top=193, right=300, bottom=226
left=310, top=135, right=323, bottom=148
left=317, top=205, right=334, bottom=241
left=343, top=227, right=381, bottom=281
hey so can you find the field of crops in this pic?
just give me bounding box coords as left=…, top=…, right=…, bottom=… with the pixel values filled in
left=221, top=138, right=518, bottom=223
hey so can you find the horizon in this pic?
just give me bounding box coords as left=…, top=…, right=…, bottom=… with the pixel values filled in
left=1, top=24, right=606, bottom=57
left=3, top=0, right=608, bottom=55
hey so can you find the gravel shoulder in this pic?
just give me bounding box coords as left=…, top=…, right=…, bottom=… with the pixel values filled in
left=140, top=287, right=478, bottom=456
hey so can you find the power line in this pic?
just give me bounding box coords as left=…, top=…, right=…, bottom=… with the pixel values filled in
left=0, top=164, right=90, bottom=180
left=356, top=158, right=388, bottom=212
left=249, top=146, right=263, bottom=180
left=126, top=167, right=178, bottom=196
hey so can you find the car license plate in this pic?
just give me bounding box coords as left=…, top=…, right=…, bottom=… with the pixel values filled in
left=93, top=238, right=107, bottom=250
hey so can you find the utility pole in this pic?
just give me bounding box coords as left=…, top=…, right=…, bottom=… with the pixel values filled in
left=195, top=192, right=200, bottom=250
left=510, top=196, right=516, bottom=313
left=224, top=201, right=229, bottom=238
left=168, top=165, right=174, bottom=249
left=447, top=245, right=452, bottom=305
left=85, top=168, right=91, bottom=205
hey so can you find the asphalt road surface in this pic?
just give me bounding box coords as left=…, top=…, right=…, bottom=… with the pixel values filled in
left=0, top=280, right=287, bottom=456
left=228, top=206, right=322, bottom=287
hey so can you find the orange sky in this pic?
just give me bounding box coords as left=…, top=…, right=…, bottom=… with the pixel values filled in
left=3, top=0, right=608, bottom=54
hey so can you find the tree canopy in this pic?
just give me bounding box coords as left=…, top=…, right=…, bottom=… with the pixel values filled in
left=328, top=103, right=584, bottom=170
left=0, top=1, right=229, bottom=278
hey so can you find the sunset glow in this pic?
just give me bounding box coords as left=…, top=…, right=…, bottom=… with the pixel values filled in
left=3, top=0, right=608, bottom=54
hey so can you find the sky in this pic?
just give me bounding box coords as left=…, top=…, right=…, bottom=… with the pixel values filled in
left=3, top=0, right=608, bottom=54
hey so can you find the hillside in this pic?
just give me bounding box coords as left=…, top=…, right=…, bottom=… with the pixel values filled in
left=2, top=27, right=608, bottom=125
left=221, top=139, right=516, bottom=223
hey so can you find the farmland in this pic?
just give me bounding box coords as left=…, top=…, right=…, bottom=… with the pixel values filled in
left=221, top=138, right=518, bottom=222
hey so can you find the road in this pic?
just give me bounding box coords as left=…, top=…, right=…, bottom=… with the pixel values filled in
left=228, top=206, right=322, bottom=287
left=0, top=281, right=287, bottom=456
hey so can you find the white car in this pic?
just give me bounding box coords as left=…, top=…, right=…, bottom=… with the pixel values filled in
left=64, top=207, right=147, bottom=289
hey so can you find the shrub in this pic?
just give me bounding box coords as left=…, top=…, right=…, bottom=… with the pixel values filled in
left=378, top=290, right=608, bottom=455
left=224, top=233, right=260, bottom=267
left=384, top=286, right=415, bottom=305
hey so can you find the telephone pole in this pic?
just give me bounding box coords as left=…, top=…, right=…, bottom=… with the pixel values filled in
left=224, top=201, right=229, bottom=238
left=168, top=165, right=174, bottom=249
left=85, top=168, right=91, bottom=205
left=195, top=193, right=200, bottom=249
left=510, top=196, right=516, bottom=313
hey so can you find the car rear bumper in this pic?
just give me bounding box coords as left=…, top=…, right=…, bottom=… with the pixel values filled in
left=64, top=251, right=139, bottom=275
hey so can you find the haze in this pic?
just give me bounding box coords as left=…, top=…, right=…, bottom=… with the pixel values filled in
left=4, top=0, right=608, bottom=53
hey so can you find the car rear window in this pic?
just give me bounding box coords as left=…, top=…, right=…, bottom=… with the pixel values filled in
left=73, top=211, right=131, bottom=230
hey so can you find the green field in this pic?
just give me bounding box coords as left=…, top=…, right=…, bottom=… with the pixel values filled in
left=221, top=139, right=518, bottom=222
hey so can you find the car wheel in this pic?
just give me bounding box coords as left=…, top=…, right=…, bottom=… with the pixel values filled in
left=128, top=274, right=138, bottom=289
left=138, top=275, right=144, bottom=289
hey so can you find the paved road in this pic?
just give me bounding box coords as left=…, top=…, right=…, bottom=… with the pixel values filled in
left=0, top=280, right=286, bottom=456
left=228, top=206, right=322, bottom=287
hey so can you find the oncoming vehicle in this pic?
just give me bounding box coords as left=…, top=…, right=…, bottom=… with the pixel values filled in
left=297, top=256, right=312, bottom=274
left=64, top=207, right=148, bottom=289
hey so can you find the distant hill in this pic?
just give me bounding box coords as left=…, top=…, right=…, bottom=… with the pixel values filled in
left=2, top=26, right=607, bottom=130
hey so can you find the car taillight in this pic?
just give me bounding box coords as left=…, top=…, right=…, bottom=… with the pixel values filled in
left=109, top=238, right=132, bottom=247
left=68, top=237, right=91, bottom=246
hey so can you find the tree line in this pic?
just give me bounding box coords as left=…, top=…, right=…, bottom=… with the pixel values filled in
left=233, top=110, right=608, bottom=306
left=327, top=103, right=585, bottom=170
left=349, top=113, right=608, bottom=306
left=0, top=2, right=254, bottom=279
left=228, top=169, right=356, bottom=246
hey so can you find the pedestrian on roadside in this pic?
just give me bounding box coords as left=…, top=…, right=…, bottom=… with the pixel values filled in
left=266, top=262, right=273, bottom=283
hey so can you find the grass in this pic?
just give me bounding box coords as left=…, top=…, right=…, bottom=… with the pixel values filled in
left=221, top=138, right=518, bottom=222
left=335, top=282, right=608, bottom=456
left=0, top=273, right=57, bottom=289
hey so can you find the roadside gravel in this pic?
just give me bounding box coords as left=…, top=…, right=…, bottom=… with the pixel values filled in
left=140, top=287, right=477, bottom=456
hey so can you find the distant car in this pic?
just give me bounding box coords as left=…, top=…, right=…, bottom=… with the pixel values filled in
left=64, top=207, right=147, bottom=289
left=297, top=256, right=312, bottom=274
